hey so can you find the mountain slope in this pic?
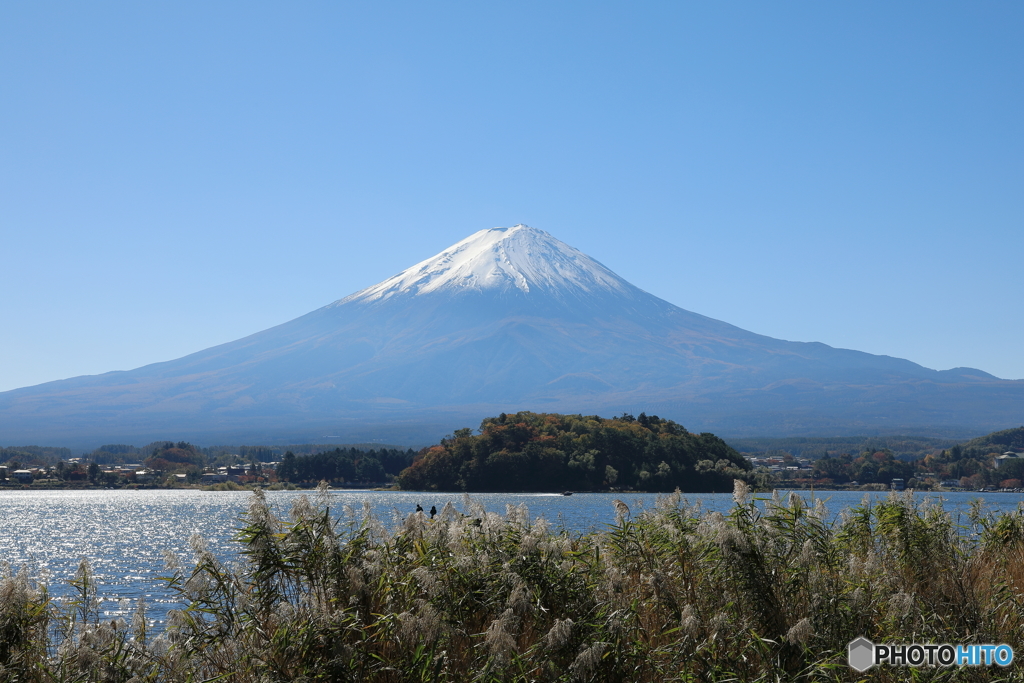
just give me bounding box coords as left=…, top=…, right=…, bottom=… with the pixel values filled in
left=1, top=225, right=1021, bottom=446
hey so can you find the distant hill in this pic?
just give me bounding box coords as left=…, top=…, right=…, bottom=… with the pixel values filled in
left=1, top=225, right=1022, bottom=447
left=960, top=426, right=1024, bottom=455
left=726, top=435, right=960, bottom=461
left=397, top=411, right=749, bottom=493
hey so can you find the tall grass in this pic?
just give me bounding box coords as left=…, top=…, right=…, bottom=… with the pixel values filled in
left=3, top=484, right=1024, bottom=681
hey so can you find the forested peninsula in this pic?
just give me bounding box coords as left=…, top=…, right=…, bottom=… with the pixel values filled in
left=397, top=411, right=750, bottom=492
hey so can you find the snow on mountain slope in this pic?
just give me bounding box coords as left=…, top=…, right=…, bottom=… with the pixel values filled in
left=338, top=225, right=634, bottom=305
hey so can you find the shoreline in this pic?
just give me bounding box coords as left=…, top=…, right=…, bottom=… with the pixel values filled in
left=0, top=481, right=1015, bottom=494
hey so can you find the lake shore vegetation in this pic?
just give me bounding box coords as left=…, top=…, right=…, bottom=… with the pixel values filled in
left=3, top=485, right=1024, bottom=681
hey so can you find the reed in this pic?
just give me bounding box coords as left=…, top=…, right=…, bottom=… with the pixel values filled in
left=3, top=484, right=1024, bottom=681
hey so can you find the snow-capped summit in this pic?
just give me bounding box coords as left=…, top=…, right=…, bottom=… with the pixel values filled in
left=339, top=225, right=633, bottom=305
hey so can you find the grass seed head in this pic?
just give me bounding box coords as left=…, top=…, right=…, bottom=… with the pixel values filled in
left=680, top=604, right=700, bottom=637
left=291, top=494, right=315, bottom=522
left=887, top=592, right=915, bottom=620
left=411, top=566, right=439, bottom=597
left=569, top=641, right=607, bottom=680
left=484, top=608, right=517, bottom=662
left=799, top=539, right=815, bottom=566
left=508, top=582, right=531, bottom=614
left=613, top=499, right=630, bottom=524
left=786, top=617, right=814, bottom=645
left=733, top=479, right=751, bottom=506
left=543, top=618, right=574, bottom=650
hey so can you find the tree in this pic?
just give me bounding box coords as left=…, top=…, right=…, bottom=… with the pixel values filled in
left=278, top=452, right=297, bottom=482
left=813, top=457, right=849, bottom=483
left=994, top=458, right=1024, bottom=482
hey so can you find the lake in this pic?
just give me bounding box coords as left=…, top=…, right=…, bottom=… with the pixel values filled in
left=2, top=488, right=1022, bottom=628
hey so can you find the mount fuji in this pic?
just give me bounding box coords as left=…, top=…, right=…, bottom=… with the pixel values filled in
left=2, top=225, right=1022, bottom=446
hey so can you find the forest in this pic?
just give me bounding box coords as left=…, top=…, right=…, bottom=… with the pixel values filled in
left=276, top=447, right=415, bottom=484
left=806, top=426, right=1024, bottom=489
left=397, top=411, right=750, bottom=492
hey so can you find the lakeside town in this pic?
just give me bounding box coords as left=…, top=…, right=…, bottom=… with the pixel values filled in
left=3, top=423, right=1022, bottom=493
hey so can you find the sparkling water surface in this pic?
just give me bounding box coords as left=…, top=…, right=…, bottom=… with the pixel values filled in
left=2, top=488, right=1022, bottom=628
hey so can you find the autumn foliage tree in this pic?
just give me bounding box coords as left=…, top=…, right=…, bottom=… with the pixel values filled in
left=143, top=442, right=204, bottom=474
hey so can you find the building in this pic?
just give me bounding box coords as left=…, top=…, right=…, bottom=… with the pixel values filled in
left=994, top=452, right=1024, bottom=469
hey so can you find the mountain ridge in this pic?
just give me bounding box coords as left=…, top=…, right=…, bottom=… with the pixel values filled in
left=1, top=225, right=1021, bottom=447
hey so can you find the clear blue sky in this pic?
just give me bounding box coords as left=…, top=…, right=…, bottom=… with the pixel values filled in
left=2, top=2, right=1022, bottom=393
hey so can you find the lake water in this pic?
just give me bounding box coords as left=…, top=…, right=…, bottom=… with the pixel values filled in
left=2, top=488, right=1022, bottom=628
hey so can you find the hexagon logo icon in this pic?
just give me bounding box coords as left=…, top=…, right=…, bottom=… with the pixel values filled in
left=848, top=636, right=875, bottom=672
